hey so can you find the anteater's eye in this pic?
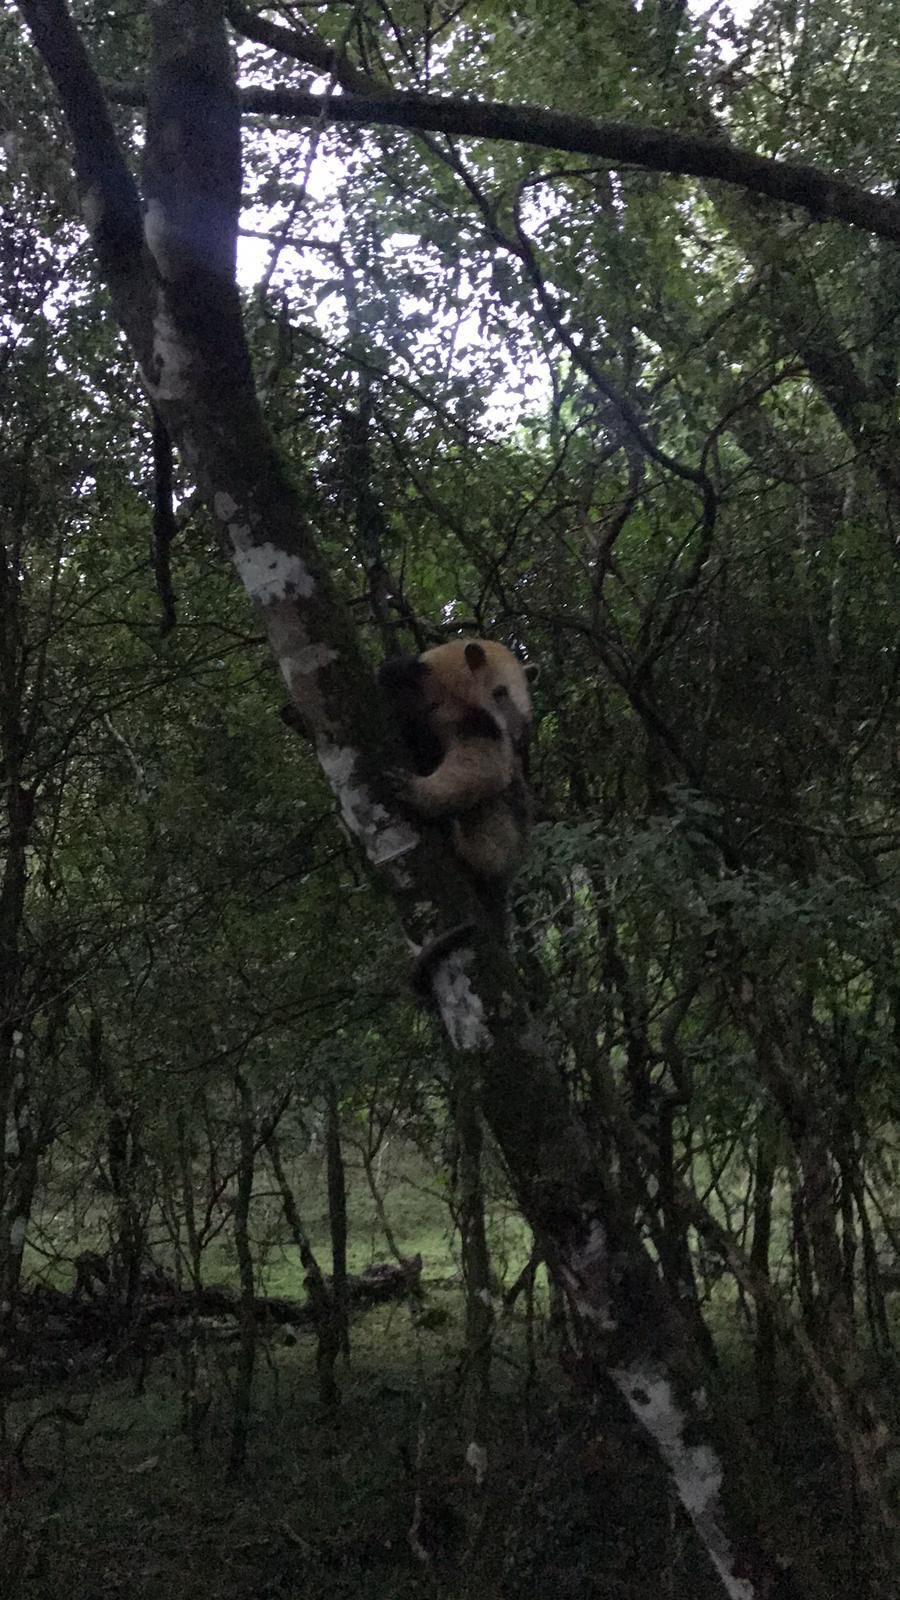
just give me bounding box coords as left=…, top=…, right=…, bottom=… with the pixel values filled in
left=493, top=685, right=510, bottom=700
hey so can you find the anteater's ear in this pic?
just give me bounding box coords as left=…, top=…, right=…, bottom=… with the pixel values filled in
left=524, top=662, right=540, bottom=685
left=464, top=641, right=488, bottom=674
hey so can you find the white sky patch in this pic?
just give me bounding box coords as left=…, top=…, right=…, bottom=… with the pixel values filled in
left=234, top=3, right=760, bottom=433
left=238, top=67, right=342, bottom=287
left=690, top=0, right=755, bottom=26
left=236, top=82, right=552, bottom=433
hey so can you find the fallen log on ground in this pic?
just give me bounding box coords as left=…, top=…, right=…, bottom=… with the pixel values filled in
left=2, top=1255, right=424, bottom=1393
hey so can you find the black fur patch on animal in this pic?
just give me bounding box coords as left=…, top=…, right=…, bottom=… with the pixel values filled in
left=503, top=772, right=531, bottom=826
left=411, top=920, right=477, bottom=995
left=378, top=656, right=443, bottom=774
left=378, top=656, right=429, bottom=695
left=455, top=707, right=503, bottom=742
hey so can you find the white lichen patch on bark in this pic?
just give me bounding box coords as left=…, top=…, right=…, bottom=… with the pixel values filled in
left=150, top=301, right=193, bottom=399
left=611, top=1364, right=756, bottom=1600
left=317, top=740, right=418, bottom=874
left=214, top=492, right=239, bottom=522
left=316, top=739, right=355, bottom=789
left=157, top=118, right=182, bottom=159
left=144, top=198, right=179, bottom=280
left=433, top=950, right=492, bottom=1050
left=516, top=1015, right=547, bottom=1057
left=577, top=1218, right=607, bottom=1272
left=279, top=643, right=339, bottom=685
left=81, top=183, right=104, bottom=233
left=231, top=539, right=315, bottom=604
left=465, top=1441, right=488, bottom=1485
left=369, top=823, right=419, bottom=869
left=9, top=1216, right=26, bottom=1255
left=559, top=1220, right=615, bottom=1330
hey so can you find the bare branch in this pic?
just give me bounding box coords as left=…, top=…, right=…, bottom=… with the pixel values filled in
left=107, top=77, right=900, bottom=246
left=226, top=0, right=372, bottom=94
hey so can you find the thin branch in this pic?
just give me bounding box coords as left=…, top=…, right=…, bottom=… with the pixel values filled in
left=226, top=1, right=372, bottom=93
left=107, top=77, right=900, bottom=246
left=508, top=197, right=718, bottom=536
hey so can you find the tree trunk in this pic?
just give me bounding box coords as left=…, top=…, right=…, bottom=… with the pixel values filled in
left=267, top=1134, right=340, bottom=1408
left=325, top=1080, right=350, bottom=1361
left=175, top=1107, right=211, bottom=1451
left=749, top=1113, right=777, bottom=1403
left=228, top=1072, right=258, bottom=1477
left=452, top=1071, right=494, bottom=1434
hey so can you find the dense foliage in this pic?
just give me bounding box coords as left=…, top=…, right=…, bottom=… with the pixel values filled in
left=5, top=1, right=900, bottom=1594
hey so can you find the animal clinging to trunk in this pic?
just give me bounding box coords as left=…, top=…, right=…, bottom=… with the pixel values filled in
left=379, top=638, right=538, bottom=988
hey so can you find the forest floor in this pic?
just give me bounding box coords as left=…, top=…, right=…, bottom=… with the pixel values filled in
left=3, top=1304, right=739, bottom=1600
left=2, top=1147, right=850, bottom=1600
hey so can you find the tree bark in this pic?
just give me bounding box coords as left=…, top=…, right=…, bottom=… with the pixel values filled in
left=325, top=1080, right=350, bottom=1362
left=266, top=1135, right=340, bottom=1408
left=228, top=1071, right=257, bottom=1477
left=452, top=1071, right=494, bottom=1436
left=749, top=1115, right=777, bottom=1403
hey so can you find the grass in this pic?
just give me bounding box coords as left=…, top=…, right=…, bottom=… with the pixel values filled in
left=3, top=1142, right=866, bottom=1599
left=3, top=1293, right=729, bottom=1600
left=23, top=1141, right=531, bottom=1300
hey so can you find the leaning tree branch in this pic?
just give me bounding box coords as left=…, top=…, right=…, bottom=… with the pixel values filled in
left=225, top=0, right=372, bottom=94
left=16, top=0, right=147, bottom=337
left=107, top=77, right=900, bottom=247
